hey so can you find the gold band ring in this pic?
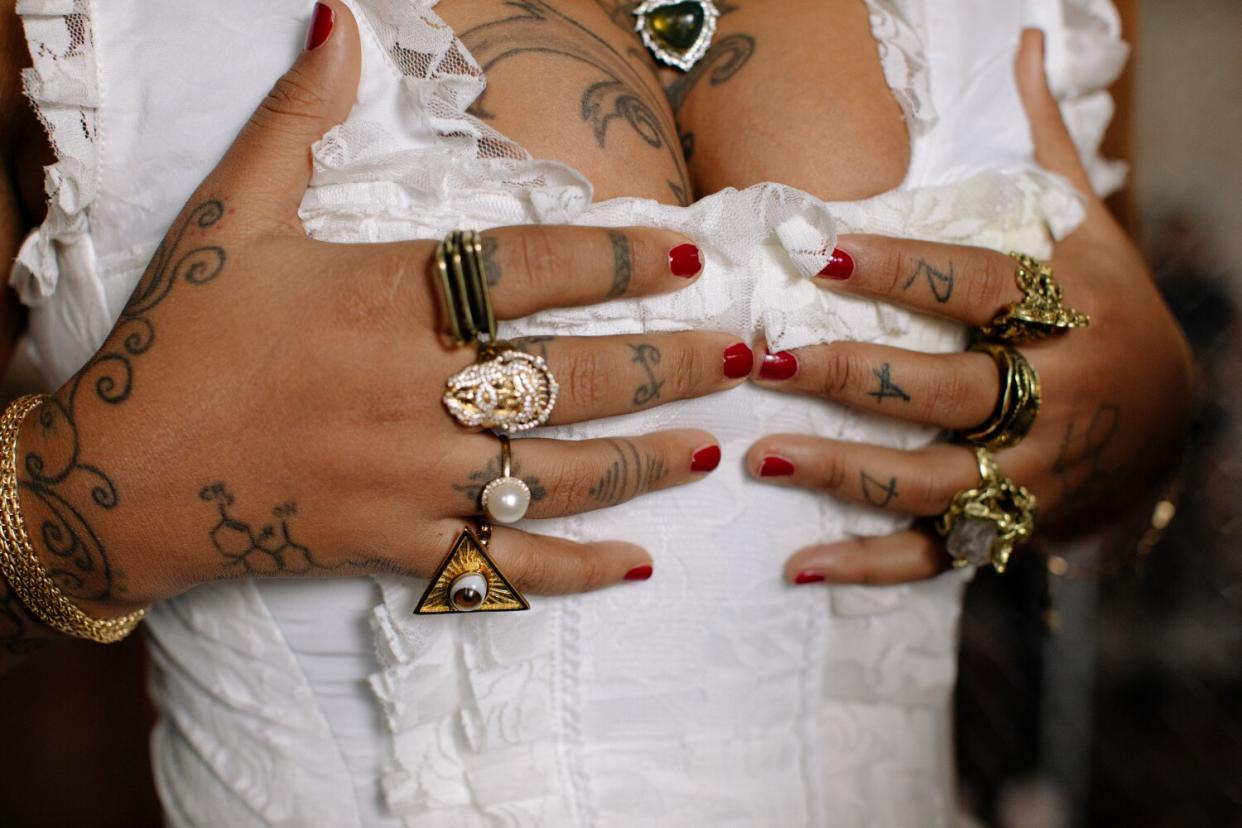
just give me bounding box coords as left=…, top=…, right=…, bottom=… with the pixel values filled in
left=434, top=230, right=496, bottom=347
left=961, top=341, right=1042, bottom=450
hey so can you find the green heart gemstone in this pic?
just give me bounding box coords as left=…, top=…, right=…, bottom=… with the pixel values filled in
left=647, top=2, right=706, bottom=53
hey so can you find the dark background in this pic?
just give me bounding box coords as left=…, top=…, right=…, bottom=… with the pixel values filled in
left=3, top=0, right=1241, bottom=825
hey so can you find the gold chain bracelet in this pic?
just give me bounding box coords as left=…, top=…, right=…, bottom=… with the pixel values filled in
left=0, top=394, right=145, bottom=643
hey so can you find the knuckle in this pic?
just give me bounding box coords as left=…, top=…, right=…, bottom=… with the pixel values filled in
left=820, top=346, right=861, bottom=398
left=565, top=349, right=611, bottom=412
left=929, top=365, right=974, bottom=414
left=513, top=227, right=558, bottom=287
left=910, top=474, right=950, bottom=514
left=819, top=454, right=849, bottom=493
left=876, top=248, right=909, bottom=298
left=974, top=255, right=1012, bottom=315
left=668, top=343, right=708, bottom=397
left=258, top=69, right=329, bottom=122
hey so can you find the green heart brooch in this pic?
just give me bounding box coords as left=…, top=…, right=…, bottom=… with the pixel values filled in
left=633, top=0, right=720, bottom=72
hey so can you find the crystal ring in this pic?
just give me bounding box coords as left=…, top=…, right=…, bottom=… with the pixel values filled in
left=443, top=344, right=559, bottom=433
left=935, top=446, right=1036, bottom=574
left=480, top=433, right=532, bottom=524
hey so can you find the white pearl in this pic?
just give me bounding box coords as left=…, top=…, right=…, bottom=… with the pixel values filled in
left=449, top=572, right=488, bottom=611
left=482, top=477, right=531, bottom=524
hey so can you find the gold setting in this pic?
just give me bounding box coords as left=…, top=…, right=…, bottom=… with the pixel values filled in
left=982, top=252, right=1091, bottom=342
left=936, top=446, right=1036, bottom=574
left=414, top=523, right=530, bottom=614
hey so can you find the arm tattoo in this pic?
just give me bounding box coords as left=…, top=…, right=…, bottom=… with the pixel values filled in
left=860, top=472, right=899, bottom=508
left=453, top=456, right=548, bottom=505
left=459, top=0, right=693, bottom=204
left=902, top=259, right=955, bottom=304
left=481, top=234, right=502, bottom=287
left=630, top=343, right=665, bottom=406
left=590, top=438, right=668, bottom=505
left=606, top=229, right=633, bottom=298
left=867, top=363, right=911, bottom=403
left=18, top=200, right=227, bottom=605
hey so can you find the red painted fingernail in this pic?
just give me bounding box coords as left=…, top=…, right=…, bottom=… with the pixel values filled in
left=817, top=248, right=854, bottom=280
left=795, top=571, right=826, bottom=585
left=723, top=343, right=753, bottom=379
left=690, top=445, right=721, bottom=473
left=759, top=350, right=798, bottom=380
left=760, top=456, right=795, bottom=477
left=669, top=243, right=703, bottom=278
left=624, top=564, right=653, bottom=581
left=306, top=3, right=335, bottom=50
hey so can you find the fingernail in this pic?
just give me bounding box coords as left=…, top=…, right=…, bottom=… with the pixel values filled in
left=816, top=248, right=854, bottom=280
left=759, top=455, right=795, bottom=477
left=795, top=571, right=826, bottom=585
left=669, top=243, right=703, bottom=278
left=759, top=350, right=798, bottom=381
left=690, top=445, right=722, bottom=473
left=722, top=342, right=753, bottom=379
left=624, top=564, right=653, bottom=581
left=306, top=3, right=335, bottom=51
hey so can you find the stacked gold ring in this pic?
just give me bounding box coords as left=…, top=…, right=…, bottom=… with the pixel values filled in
left=434, top=230, right=497, bottom=346
left=960, top=341, right=1042, bottom=450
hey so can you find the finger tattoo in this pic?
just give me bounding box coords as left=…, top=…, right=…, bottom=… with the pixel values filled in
left=630, top=343, right=665, bottom=406
left=590, top=439, right=669, bottom=506
left=606, top=230, right=633, bottom=299
left=867, top=363, right=911, bottom=403
left=860, top=472, right=899, bottom=507
left=902, top=258, right=955, bottom=303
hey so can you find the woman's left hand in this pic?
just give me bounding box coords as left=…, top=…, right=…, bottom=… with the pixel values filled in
left=746, top=30, right=1195, bottom=585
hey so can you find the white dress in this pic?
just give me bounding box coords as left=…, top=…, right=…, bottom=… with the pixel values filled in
left=12, top=1, right=1127, bottom=825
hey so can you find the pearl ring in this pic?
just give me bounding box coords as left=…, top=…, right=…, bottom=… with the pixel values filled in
left=480, top=432, right=532, bottom=524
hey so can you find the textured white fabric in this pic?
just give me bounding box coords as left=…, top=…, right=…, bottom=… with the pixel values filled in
left=12, top=1, right=1127, bottom=825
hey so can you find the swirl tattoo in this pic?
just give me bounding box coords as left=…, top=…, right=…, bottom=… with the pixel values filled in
left=16, top=200, right=227, bottom=603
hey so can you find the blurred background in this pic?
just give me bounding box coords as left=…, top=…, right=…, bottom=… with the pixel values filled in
left=2, top=0, right=1240, bottom=825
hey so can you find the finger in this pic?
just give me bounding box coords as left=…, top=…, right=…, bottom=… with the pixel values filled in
left=1015, top=29, right=1094, bottom=196
left=332, top=225, right=705, bottom=328
left=746, top=436, right=980, bottom=516
left=485, top=526, right=654, bottom=594
left=445, top=429, right=721, bottom=519
left=507, top=333, right=751, bottom=425
left=785, top=529, right=949, bottom=586
left=812, top=234, right=1024, bottom=325
left=205, top=1, right=362, bottom=233
left=754, top=342, right=998, bottom=430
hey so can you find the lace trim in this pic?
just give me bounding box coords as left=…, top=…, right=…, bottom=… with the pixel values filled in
left=11, top=0, right=101, bottom=303
left=862, top=0, right=938, bottom=138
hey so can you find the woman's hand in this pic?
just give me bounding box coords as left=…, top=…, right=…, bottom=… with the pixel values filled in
left=745, top=29, right=1195, bottom=585
left=12, top=0, right=747, bottom=621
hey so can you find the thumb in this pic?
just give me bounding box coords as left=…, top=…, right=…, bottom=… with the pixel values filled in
left=1015, top=28, right=1095, bottom=197
left=206, top=1, right=361, bottom=234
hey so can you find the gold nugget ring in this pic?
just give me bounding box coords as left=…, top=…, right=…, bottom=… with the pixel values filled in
left=936, top=446, right=1036, bottom=574
left=982, top=252, right=1090, bottom=342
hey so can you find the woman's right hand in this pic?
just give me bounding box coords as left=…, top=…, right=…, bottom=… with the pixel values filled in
left=14, top=0, right=746, bottom=618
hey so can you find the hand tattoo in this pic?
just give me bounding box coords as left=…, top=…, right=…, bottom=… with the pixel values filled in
left=18, top=200, right=227, bottom=604
left=453, top=457, right=548, bottom=505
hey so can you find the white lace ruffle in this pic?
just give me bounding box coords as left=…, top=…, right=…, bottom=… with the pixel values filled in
left=863, top=0, right=938, bottom=138
left=1030, top=0, right=1132, bottom=197
left=11, top=1, right=100, bottom=306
